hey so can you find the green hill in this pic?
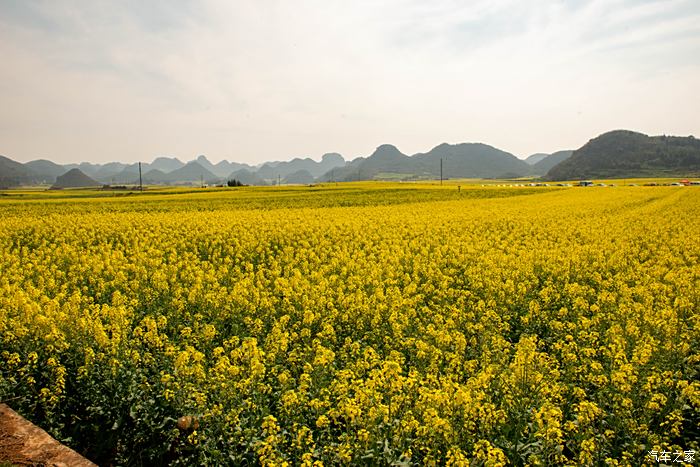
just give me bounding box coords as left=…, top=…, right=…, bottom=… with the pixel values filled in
left=24, top=159, right=66, bottom=183
left=413, top=143, right=530, bottom=179
left=545, top=130, right=700, bottom=180
left=0, top=155, right=36, bottom=188
left=51, top=168, right=99, bottom=188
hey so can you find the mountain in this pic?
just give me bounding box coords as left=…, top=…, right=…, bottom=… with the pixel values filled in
left=150, top=157, right=184, bottom=173
left=109, top=163, right=148, bottom=184
left=166, top=161, right=218, bottom=182
left=324, top=144, right=411, bottom=182
left=213, top=160, right=255, bottom=178
left=94, top=160, right=221, bottom=184
left=326, top=142, right=530, bottom=181
left=312, top=153, right=345, bottom=177
left=545, top=130, right=700, bottom=180
left=194, top=155, right=217, bottom=175
left=62, top=162, right=102, bottom=177
left=283, top=169, right=315, bottom=184
left=228, top=169, right=268, bottom=186
left=253, top=153, right=346, bottom=181
left=191, top=155, right=257, bottom=178
left=0, top=155, right=36, bottom=187
left=320, top=152, right=344, bottom=166
left=213, top=160, right=235, bottom=177
left=9, top=130, right=697, bottom=186
left=413, top=143, right=530, bottom=179
left=141, top=169, right=170, bottom=184
left=24, top=159, right=65, bottom=183
left=58, top=162, right=123, bottom=182
left=530, top=150, right=573, bottom=176
left=359, top=144, right=412, bottom=175
left=51, top=168, right=99, bottom=188
left=256, top=163, right=277, bottom=180
left=320, top=156, right=366, bottom=182
left=213, top=160, right=232, bottom=176
left=525, top=153, right=548, bottom=165
left=93, top=162, right=127, bottom=182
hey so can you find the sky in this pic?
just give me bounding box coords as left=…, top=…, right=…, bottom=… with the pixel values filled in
left=1, top=0, right=699, bottom=165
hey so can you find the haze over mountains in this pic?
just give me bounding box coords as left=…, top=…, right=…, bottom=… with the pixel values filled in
left=2, top=130, right=699, bottom=188
left=328, top=143, right=539, bottom=181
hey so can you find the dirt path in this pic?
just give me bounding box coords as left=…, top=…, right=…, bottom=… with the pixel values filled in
left=0, top=404, right=96, bottom=467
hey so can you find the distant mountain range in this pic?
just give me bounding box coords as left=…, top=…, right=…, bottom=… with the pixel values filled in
left=0, top=152, right=346, bottom=188
left=2, top=130, right=698, bottom=188
left=325, top=143, right=536, bottom=181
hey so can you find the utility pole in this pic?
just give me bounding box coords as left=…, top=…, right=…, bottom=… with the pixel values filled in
left=278, top=174, right=281, bottom=186
left=200, top=174, right=203, bottom=188
left=138, top=162, right=143, bottom=191
left=440, top=158, right=443, bottom=185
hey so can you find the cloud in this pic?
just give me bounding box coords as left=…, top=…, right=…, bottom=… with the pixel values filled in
left=0, top=0, right=699, bottom=163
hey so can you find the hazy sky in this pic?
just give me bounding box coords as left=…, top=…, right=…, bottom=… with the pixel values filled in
left=1, top=0, right=699, bottom=164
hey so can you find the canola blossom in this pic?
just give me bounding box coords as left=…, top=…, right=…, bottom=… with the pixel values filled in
left=0, top=184, right=698, bottom=466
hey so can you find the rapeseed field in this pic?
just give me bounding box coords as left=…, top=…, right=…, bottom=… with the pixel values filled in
left=0, top=184, right=698, bottom=466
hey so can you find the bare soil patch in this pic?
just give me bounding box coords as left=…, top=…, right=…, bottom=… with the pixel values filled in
left=0, top=404, right=95, bottom=467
